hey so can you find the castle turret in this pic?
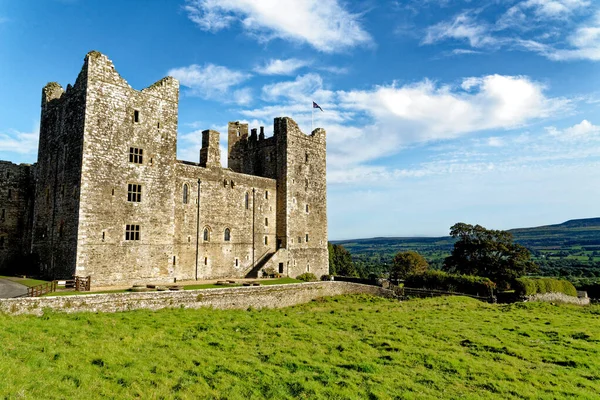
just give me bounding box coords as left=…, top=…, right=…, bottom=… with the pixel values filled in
left=227, top=122, right=248, bottom=172
left=199, top=130, right=221, bottom=168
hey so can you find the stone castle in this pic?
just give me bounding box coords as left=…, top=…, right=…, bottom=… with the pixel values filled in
left=0, top=51, right=328, bottom=287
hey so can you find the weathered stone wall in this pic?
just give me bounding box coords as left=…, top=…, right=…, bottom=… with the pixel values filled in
left=0, top=162, right=34, bottom=273
left=525, top=292, right=590, bottom=305
left=31, top=69, right=88, bottom=279
left=276, top=118, right=328, bottom=278
left=173, top=161, right=277, bottom=281
left=0, top=282, right=394, bottom=316
left=73, top=52, right=180, bottom=286
left=71, top=52, right=290, bottom=287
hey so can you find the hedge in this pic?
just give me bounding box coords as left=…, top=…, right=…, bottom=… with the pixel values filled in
left=296, top=273, right=318, bottom=282
left=513, top=278, right=577, bottom=297
left=404, top=270, right=496, bottom=297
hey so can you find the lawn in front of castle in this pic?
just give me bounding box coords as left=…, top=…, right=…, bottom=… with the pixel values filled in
left=0, top=295, right=598, bottom=399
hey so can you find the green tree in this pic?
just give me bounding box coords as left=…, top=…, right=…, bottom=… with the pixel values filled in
left=390, top=251, right=428, bottom=281
left=443, top=222, right=538, bottom=287
left=328, top=243, right=358, bottom=277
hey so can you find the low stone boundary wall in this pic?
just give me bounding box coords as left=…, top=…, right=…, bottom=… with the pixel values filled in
left=525, top=292, right=590, bottom=305
left=0, top=282, right=395, bottom=316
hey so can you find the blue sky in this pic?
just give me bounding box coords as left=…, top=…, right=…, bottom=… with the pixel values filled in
left=1, top=0, right=600, bottom=239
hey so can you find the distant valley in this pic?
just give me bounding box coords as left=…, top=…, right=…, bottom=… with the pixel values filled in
left=332, top=218, right=600, bottom=278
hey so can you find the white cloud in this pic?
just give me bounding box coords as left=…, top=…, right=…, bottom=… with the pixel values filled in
left=255, top=58, right=310, bottom=75
left=328, top=118, right=600, bottom=187
left=423, top=12, right=497, bottom=48
left=167, top=63, right=250, bottom=97
left=232, top=87, right=253, bottom=105
left=519, top=0, right=590, bottom=19
left=450, top=49, right=482, bottom=56
left=0, top=128, right=38, bottom=155
left=236, top=72, right=568, bottom=183
left=422, top=3, right=600, bottom=61
left=547, top=119, right=600, bottom=139
left=261, top=73, right=324, bottom=101
left=340, top=75, right=565, bottom=143
left=183, top=0, right=372, bottom=52
left=486, top=137, right=504, bottom=147
left=547, top=11, right=600, bottom=60
left=318, top=66, right=349, bottom=74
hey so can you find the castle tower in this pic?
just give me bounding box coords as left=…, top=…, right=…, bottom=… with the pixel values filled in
left=32, top=51, right=181, bottom=282
left=225, top=117, right=329, bottom=278
left=73, top=51, right=179, bottom=283
left=273, top=118, right=328, bottom=277
left=31, top=63, right=90, bottom=278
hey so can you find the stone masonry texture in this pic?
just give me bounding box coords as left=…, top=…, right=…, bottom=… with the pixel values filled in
left=0, top=282, right=394, bottom=316
left=0, top=51, right=329, bottom=286
left=0, top=162, right=34, bottom=274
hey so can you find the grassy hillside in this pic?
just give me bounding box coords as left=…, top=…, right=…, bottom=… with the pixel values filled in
left=1, top=295, right=599, bottom=399
left=334, top=218, right=600, bottom=274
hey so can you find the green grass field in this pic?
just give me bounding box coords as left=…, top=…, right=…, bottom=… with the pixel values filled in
left=0, top=275, right=48, bottom=288
left=1, top=295, right=598, bottom=399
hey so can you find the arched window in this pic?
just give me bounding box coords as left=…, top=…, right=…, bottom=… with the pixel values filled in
left=245, top=192, right=249, bottom=209
left=203, top=227, right=210, bottom=242
left=183, top=184, right=189, bottom=204
left=224, top=228, right=231, bottom=241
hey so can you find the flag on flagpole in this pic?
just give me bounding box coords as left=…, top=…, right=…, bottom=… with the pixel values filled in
left=312, top=101, right=323, bottom=112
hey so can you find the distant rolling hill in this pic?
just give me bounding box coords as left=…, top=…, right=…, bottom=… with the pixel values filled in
left=333, top=218, right=600, bottom=266
left=509, top=218, right=600, bottom=249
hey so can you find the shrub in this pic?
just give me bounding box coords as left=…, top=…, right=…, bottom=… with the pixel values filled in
left=404, top=270, right=496, bottom=297
left=390, top=251, right=428, bottom=281
left=320, top=274, right=333, bottom=281
left=513, top=278, right=577, bottom=297
left=296, top=273, right=318, bottom=282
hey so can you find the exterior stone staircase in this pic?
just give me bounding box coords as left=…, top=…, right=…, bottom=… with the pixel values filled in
left=244, top=252, right=276, bottom=278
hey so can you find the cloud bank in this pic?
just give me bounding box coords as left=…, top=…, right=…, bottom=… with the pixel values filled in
left=184, top=0, right=372, bottom=52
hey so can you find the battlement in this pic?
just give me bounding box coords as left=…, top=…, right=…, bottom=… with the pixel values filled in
left=0, top=161, right=32, bottom=168
left=84, top=50, right=179, bottom=103
left=274, top=117, right=326, bottom=143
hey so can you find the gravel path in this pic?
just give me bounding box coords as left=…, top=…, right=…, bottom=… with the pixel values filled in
left=0, top=278, right=28, bottom=298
